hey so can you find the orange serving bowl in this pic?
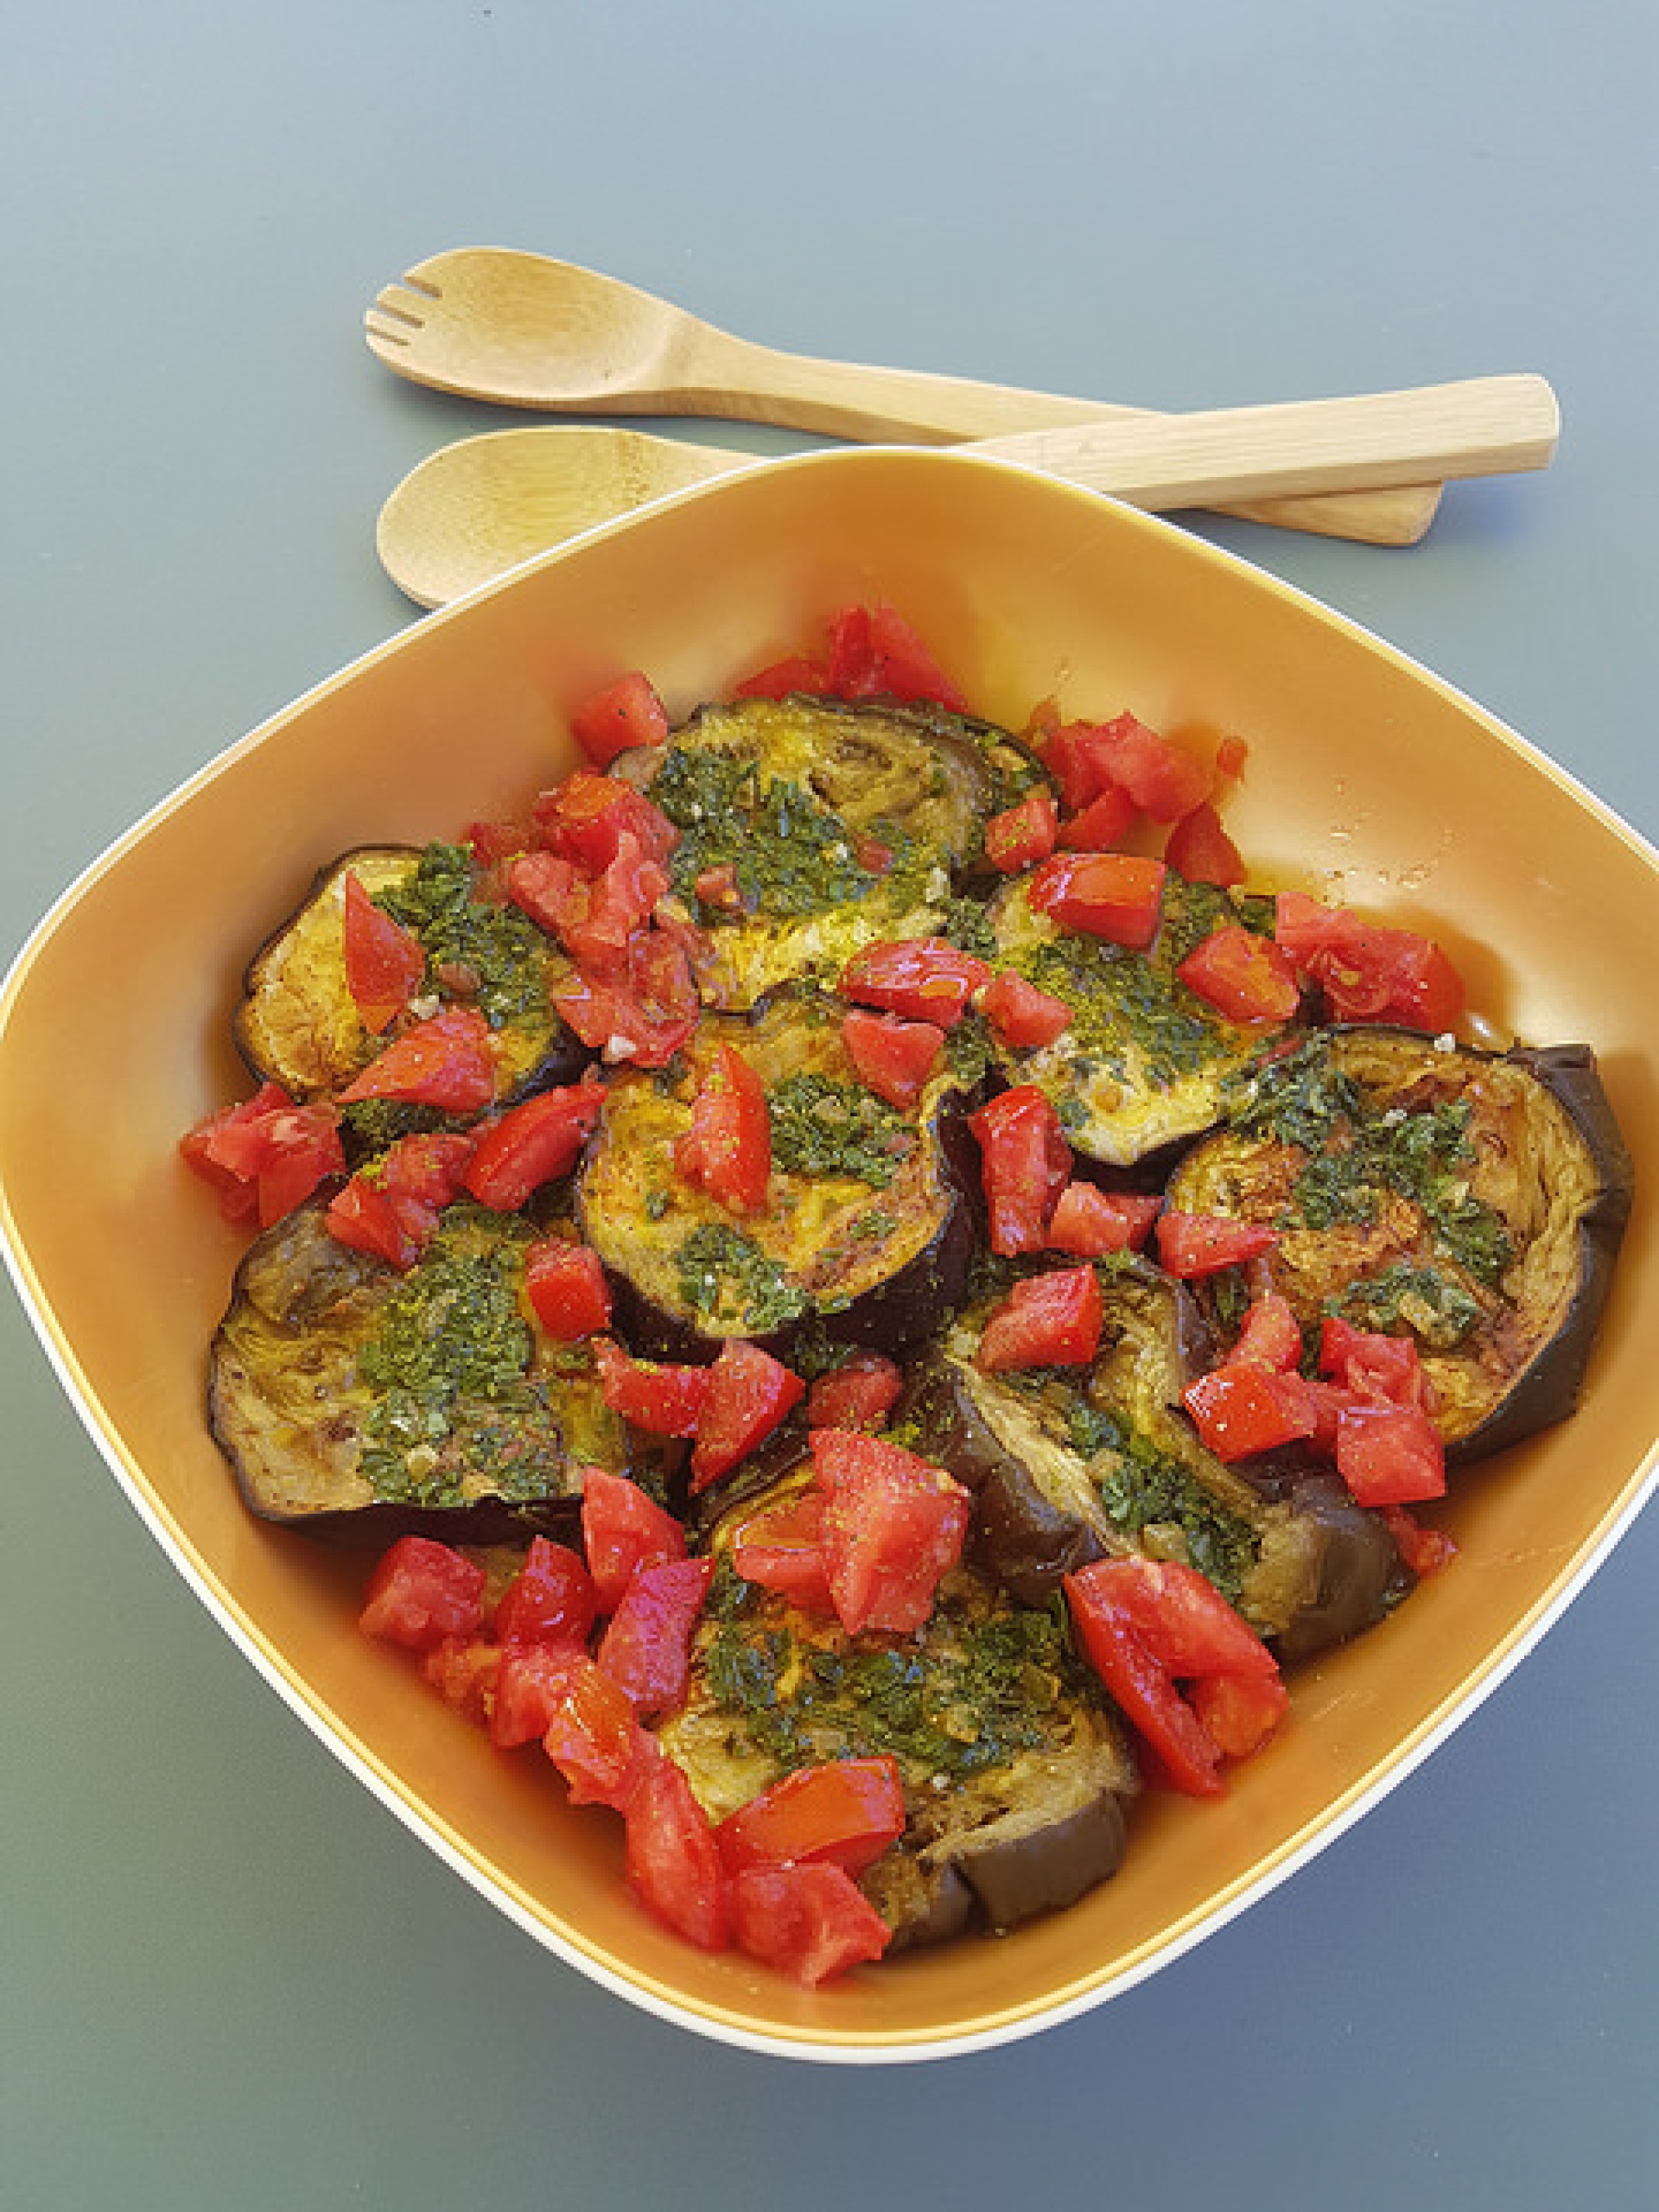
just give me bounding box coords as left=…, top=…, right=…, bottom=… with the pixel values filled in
left=1, top=448, right=1655, bottom=2062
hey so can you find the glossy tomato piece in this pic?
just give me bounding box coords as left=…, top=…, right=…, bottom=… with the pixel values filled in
left=715, top=1756, right=907, bottom=1877
left=570, top=670, right=670, bottom=768
left=729, top=1488, right=835, bottom=1613
left=730, top=1862, right=893, bottom=1986
left=822, top=602, right=967, bottom=711
left=1183, top=1361, right=1318, bottom=1461
left=540, top=1655, right=664, bottom=1809
left=733, top=651, right=833, bottom=700
left=524, top=1238, right=613, bottom=1342
left=324, top=1130, right=476, bottom=1269
left=976, top=1263, right=1105, bottom=1371
left=689, top=1340, right=806, bottom=1493
left=1036, top=718, right=1126, bottom=812
left=1176, top=925, right=1301, bottom=1024
left=674, top=1043, right=771, bottom=1214
left=180, top=1082, right=344, bottom=1230
left=811, top=1427, right=970, bottom=1637
left=840, top=937, right=992, bottom=1028
left=841, top=1007, right=946, bottom=1110
left=1155, top=1208, right=1280, bottom=1277
left=531, top=768, right=679, bottom=872
left=1335, top=1402, right=1447, bottom=1505
left=490, top=1639, right=589, bottom=1750
left=341, top=870, right=426, bottom=1034
left=1318, top=1315, right=1433, bottom=1411
left=336, top=1005, right=498, bottom=1114
left=493, top=1535, right=599, bottom=1648
left=969, top=1082, right=1071, bottom=1255
left=1231, top=1290, right=1305, bottom=1372
left=579, top=1464, right=689, bottom=1613
left=1045, top=1183, right=1161, bottom=1258
left=554, top=927, right=700, bottom=1070
left=1056, top=785, right=1139, bottom=853
left=1027, top=852, right=1167, bottom=948
left=465, top=1080, right=606, bottom=1211
left=983, top=790, right=1059, bottom=873
left=976, top=970, right=1073, bottom=1050
left=596, top=1556, right=715, bottom=1716
left=358, top=1537, right=486, bottom=1652
left=624, top=1756, right=731, bottom=1951
left=1064, top=1573, right=1224, bottom=1798
left=1074, top=1557, right=1279, bottom=1680
left=804, top=1350, right=904, bottom=1433
left=1274, top=891, right=1465, bottom=1032
left=1188, top=1669, right=1291, bottom=1760
left=1164, top=801, right=1245, bottom=887
left=1380, top=1503, right=1459, bottom=1579
left=1096, top=715, right=1214, bottom=821
left=593, top=1338, right=712, bottom=1441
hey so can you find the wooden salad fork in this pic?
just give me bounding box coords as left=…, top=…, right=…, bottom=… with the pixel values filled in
left=365, top=246, right=1447, bottom=546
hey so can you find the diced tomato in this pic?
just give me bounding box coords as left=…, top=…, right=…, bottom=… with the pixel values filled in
left=493, top=1535, right=599, bottom=1648
left=1188, top=1670, right=1291, bottom=1761
left=592, top=1339, right=712, bottom=1442
left=855, top=834, right=894, bottom=874
left=530, top=769, right=679, bottom=872
left=359, top=1537, right=486, bottom=1652
left=1183, top=1361, right=1318, bottom=1461
left=554, top=926, right=701, bottom=1071
left=1214, top=734, right=1250, bottom=782
left=336, top=1005, right=498, bottom=1114
left=540, top=1656, right=664, bottom=1810
left=1078, top=1557, right=1279, bottom=1680
left=1040, top=712, right=1211, bottom=821
left=716, top=1756, right=907, bottom=1877
left=823, top=603, right=968, bottom=712
left=1318, top=1315, right=1433, bottom=1411
left=420, top=1635, right=500, bottom=1726
left=464, top=815, right=532, bottom=869
left=1155, top=1208, right=1280, bottom=1278
left=841, top=1007, right=945, bottom=1110
left=984, top=790, right=1059, bottom=874
left=693, top=862, right=743, bottom=910
left=524, top=1237, right=613, bottom=1341
left=674, top=1043, right=771, bottom=1214
left=579, top=1464, right=689, bottom=1613
left=324, top=1129, right=476, bottom=1269
left=840, top=938, right=992, bottom=1029
left=1065, top=1574, right=1224, bottom=1798
left=1176, top=925, right=1301, bottom=1025
left=969, top=1082, right=1071, bottom=1256
left=804, top=1350, right=904, bottom=1433
left=180, top=1082, right=344, bottom=1230
left=596, top=1556, right=715, bottom=1716
left=1046, top=1183, right=1161, bottom=1258
left=1056, top=785, right=1139, bottom=853
left=1335, top=1401, right=1447, bottom=1506
left=1231, top=1290, right=1305, bottom=1372
left=729, top=1862, right=892, bottom=1986
left=490, top=1640, right=589, bottom=1750
left=464, top=1079, right=606, bottom=1211
left=341, top=871, right=426, bottom=1034
left=509, top=834, right=669, bottom=979
left=624, top=1757, right=731, bottom=1951
left=1380, top=1503, right=1459, bottom=1579
left=811, top=1427, right=970, bottom=1637
left=728, top=1488, right=834, bottom=1612
left=1164, top=801, right=1245, bottom=888
left=733, top=651, right=833, bottom=700
left=689, top=1340, right=806, bottom=1492
left=1026, top=852, right=1167, bottom=949
left=570, top=670, right=670, bottom=768
left=977, top=1263, right=1105, bottom=1372
left=976, top=970, right=1073, bottom=1050
left=1274, top=891, right=1465, bottom=1032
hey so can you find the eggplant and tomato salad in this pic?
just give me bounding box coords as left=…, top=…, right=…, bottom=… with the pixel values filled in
left=181, top=602, right=1632, bottom=1989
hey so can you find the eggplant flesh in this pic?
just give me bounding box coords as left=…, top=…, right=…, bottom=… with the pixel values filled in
left=576, top=985, right=979, bottom=1360
left=209, top=1200, right=624, bottom=1543
left=904, top=1259, right=1402, bottom=1656
left=233, top=844, right=587, bottom=1110
left=984, top=872, right=1286, bottom=1166
left=659, top=1475, right=1135, bottom=1944
left=1167, top=1028, right=1633, bottom=1459
left=612, top=695, right=1046, bottom=1012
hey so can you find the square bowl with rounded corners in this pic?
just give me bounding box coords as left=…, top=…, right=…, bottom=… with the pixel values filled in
left=2, top=448, right=1656, bottom=2064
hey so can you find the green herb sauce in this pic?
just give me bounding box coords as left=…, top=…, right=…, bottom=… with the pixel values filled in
left=767, top=1073, right=915, bottom=1188
left=375, top=842, right=550, bottom=1029
left=650, top=748, right=891, bottom=920
left=674, top=1222, right=812, bottom=1334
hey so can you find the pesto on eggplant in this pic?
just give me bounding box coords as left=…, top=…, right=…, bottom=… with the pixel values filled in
left=1169, top=1026, right=1634, bottom=1459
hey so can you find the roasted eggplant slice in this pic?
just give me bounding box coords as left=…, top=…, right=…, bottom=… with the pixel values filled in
left=658, top=1472, right=1136, bottom=1945
left=902, top=1259, right=1406, bottom=1654
left=234, top=843, right=588, bottom=1109
left=612, top=695, right=1047, bottom=1010
left=1167, top=1028, right=1634, bottom=1459
left=577, top=984, right=979, bottom=1360
left=983, top=870, right=1291, bottom=1165
left=209, top=1200, right=627, bottom=1542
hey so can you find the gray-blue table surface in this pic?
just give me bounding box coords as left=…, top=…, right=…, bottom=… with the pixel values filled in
left=3, top=6, right=1655, bottom=2207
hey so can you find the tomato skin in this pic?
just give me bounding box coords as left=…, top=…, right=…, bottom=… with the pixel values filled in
left=976, top=971, right=1073, bottom=1050
left=570, top=670, right=670, bottom=768
left=540, top=1657, right=664, bottom=1810
left=983, top=790, right=1060, bottom=873
left=717, top=1757, right=907, bottom=1877
left=1065, top=1579, right=1224, bottom=1798
left=1183, top=1362, right=1318, bottom=1461
left=730, top=1862, right=892, bottom=1986
left=524, top=1237, right=613, bottom=1342
left=180, top=1082, right=344, bottom=1229
left=1027, top=852, right=1167, bottom=948
left=1318, top=1315, right=1433, bottom=1411
left=728, top=1488, right=835, bottom=1612
left=464, top=1080, right=605, bottom=1211
left=977, top=1264, right=1105, bottom=1372
left=530, top=768, right=678, bottom=872
left=1274, top=891, right=1465, bottom=1032
left=1056, top=785, right=1138, bottom=853
left=324, top=1130, right=476, bottom=1269
left=336, top=1005, right=498, bottom=1113
left=823, top=602, right=967, bottom=712
left=624, top=1757, right=731, bottom=1951
left=359, top=1537, right=486, bottom=1652
left=1231, top=1290, right=1305, bottom=1371
left=342, top=871, right=426, bottom=1033
left=1335, top=1402, right=1447, bottom=1506
left=969, top=1082, right=1071, bottom=1256
left=841, top=1008, right=945, bottom=1110
left=579, top=1465, right=688, bottom=1613
left=689, top=1340, right=806, bottom=1492
left=1164, top=801, right=1245, bottom=887
left=1078, top=1558, right=1279, bottom=1680
left=674, top=1043, right=771, bottom=1214
left=1176, top=925, right=1301, bottom=1025
left=490, top=1640, right=590, bottom=1750
left=1095, top=714, right=1214, bottom=822
left=554, top=927, right=700, bottom=1071
left=733, top=652, right=833, bottom=700
left=804, top=1351, right=904, bottom=1433
left=1155, top=1208, right=1280, bottom=1278
left=1045, top=1183, right=1161, bottom=1258
left=493, top=1535, right=599, bottom=1648
left=840, top=937, right=992, bottom=1028
left=593, top=1338, right=712, bottom=1441
left=596, top=1556, right=715, bottom=1716
left=811, top=1428, right=970, bottom=1637
left=1380, top=1503, right=1458, bottom=1578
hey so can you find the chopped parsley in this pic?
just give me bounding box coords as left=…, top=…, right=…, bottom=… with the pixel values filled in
left=374, top=842, right=549, bottom=1029
left=768, top=1072, right=914, bottom=1188
left=675, top=1223, right=811, bottom=1334
left=650, top=746, right=889, bottom=920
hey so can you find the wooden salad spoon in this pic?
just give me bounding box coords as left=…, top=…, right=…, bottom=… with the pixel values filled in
left=365, top=247, right=1442, bottom=547
left=375, top=372, right=1559, bottom=608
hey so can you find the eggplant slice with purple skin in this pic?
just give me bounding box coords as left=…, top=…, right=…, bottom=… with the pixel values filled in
left=658, top=1464, right=1137, bottom=1948
left=901, top=1257, right=1408, bottom=1657
left=208, top=1198, right=630, bottom=1545
left=234, top=843, right=589, bottom=1121
left=609, top=693, right=1046, bottom=1012
left=1166, top=1027, right=1634, bottom=1461
left=576, top=984, right=981, bottom=1363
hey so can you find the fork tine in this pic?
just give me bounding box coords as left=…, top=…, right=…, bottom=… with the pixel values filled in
left=370, top=281, right=433, bottom=329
